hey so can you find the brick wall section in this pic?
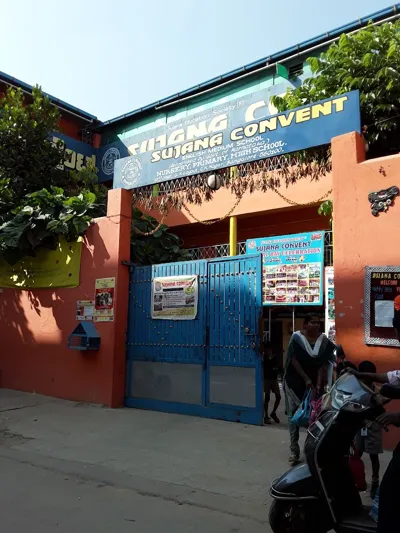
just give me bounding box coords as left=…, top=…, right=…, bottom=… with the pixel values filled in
left=0, top=189, right=132, bottom=407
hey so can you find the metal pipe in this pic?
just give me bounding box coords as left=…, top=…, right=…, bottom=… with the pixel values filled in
left=155, top=12, right=400, bottom=112
left=229, top=216, right=237, bottom=256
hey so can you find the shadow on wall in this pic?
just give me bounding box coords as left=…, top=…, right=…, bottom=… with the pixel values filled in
left=0, top=289, right=36, bottom=347
left=19, top=224, right=112, bottom=332
left=0, top=221, right=114, bottom=393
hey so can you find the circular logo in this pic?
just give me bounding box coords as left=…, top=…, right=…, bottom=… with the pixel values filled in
left=101, top=147, right=120, bottom=176
left=121, top=157, right=142, bottom=188
left=248, top=240, right=256, bottom=250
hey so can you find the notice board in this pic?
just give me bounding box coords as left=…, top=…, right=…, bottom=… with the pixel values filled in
left=246, top=231, right=325, bottom=306
left=364, top=266, right=400, bottom=346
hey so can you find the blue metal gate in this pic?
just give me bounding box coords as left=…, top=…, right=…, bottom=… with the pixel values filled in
left=125, top=254, right=263, bottom=424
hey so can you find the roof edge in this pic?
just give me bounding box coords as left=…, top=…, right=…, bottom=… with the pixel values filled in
left=0, top=70, right=98, bottom=122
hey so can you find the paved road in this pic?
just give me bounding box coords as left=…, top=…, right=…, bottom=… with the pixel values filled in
left=0, top=389, right=390, bottom=532
left=0, top=453, right=267, bottom=532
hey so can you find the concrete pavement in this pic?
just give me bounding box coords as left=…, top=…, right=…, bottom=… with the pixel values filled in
left=0, top=454, right=268, bottom=532
left=0, top=389, right=392, bottom=531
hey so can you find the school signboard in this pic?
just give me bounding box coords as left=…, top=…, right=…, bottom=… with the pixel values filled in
left=246, top=231, right=325, bottom=306
left=113, top=91, right=360, bottom=190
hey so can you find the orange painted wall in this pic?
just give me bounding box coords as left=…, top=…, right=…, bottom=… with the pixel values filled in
left=174, top=206, right=329, bottom=249
left=58, top=116, right=86, bottom=140
left=0, top=189, right=132, bottom=407
left=148, top=174, right=332, bottom=230
left=333, top=132, right=400, bottom=449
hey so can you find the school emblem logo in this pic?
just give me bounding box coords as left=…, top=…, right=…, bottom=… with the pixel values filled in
left=121, top=157, right=142, bottom=188
left=101, top=147, right=120, bottom=176
left=247, top=240, right=256, bottom=250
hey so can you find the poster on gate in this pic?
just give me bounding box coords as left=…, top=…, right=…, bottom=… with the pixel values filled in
left=325, top=267, right=335, bottom=343
left=94, top=277, right=115, bottom=322
left=151, top=275, right=198, bottom=320
left=246, top=231, right=325, bottom=306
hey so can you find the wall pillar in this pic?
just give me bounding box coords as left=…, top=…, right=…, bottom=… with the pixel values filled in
left=106, top=188, right=133, bottom=407
left=332, top=131, right=400, bottom=449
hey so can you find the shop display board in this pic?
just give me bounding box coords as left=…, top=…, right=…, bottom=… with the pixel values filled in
left=246, top=231, right=325, bottom=306
left=151, top=275, right=198, bottom=320
left=325, top=267, right=335, bottom=342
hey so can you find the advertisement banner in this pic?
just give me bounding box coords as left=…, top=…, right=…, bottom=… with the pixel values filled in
left=113, top=90, right=360, bottom=190
left=246, top=231, right=325, bottom=306
left=325, top=267, right=335, bottom=342
left=94, top=277, right=115, bottom=322
left=76, top=300, right=95, bottom=321
left=151, top=275, right=198, bottom=320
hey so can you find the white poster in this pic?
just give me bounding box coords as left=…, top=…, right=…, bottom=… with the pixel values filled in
left=325, top=267, right=335, bottom=343
left=151, top=275, right=198, bottom=320
left=374, top=300, right=394, bottom=327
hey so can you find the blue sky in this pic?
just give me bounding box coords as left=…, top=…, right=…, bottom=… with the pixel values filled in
left=1, top=0, right=395, bottom=121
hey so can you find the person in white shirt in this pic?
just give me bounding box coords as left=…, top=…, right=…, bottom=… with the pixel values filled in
left=348, top=367, right=400, bottom=533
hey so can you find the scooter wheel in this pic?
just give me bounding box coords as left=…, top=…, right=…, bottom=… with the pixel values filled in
left=269, top=500, right=328, bottom=533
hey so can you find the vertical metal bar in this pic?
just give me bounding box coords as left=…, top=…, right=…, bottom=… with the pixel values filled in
left=229, top=216, right=237, bottom=257
left=292, top=306, right=295, bottom=335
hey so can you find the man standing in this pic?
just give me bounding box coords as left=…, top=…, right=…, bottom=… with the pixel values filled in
left=263, top=341, right=282, bottom=424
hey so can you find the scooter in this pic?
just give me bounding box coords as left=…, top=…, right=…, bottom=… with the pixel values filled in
left=269, top=373, right=399, bottom=533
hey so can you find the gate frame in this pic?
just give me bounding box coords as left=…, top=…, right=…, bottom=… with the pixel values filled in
left=125, top=254, right=264, bottom=425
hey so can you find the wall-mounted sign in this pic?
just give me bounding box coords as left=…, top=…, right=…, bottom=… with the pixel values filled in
left=53, top=133, right=129, bottom=183
left=151, top=275, right=198, bottom=320
left=364, top=266, right=400, bottom=346
left=246, top=231, right=325, bottom=306
left=325, top=266, right=335, bottom=342
left=113, top=90, right=360, bottom=190
left=76, top=300, right=95, bottom=321
left=94, top=277, right=115, bottom=322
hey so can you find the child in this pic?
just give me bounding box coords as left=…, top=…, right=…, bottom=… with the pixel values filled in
left=263, top=342, right=282, bottom=424
left=355, top=360, right=383, bottom=499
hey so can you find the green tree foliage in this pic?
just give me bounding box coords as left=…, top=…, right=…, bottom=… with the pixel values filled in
left=271, top=21, right=400, bottom=158
left=0, top=86, right=188, bottom=266
left=318, top=199, right=333, bottom=225
left=131, top=208, right=191, bottom=266
left=0, top=86, right=106, bottom=264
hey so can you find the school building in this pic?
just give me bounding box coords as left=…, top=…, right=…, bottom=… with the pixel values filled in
left=1, top=5, right=400, bottom=447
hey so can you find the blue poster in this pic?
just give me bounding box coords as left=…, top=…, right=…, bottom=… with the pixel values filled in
left=246, top=231, right=325, bottom=306
left=113, top=90, right=360, bottom=190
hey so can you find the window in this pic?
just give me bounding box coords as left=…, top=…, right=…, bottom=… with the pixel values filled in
left=288, top=63, right=304, bottom=79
